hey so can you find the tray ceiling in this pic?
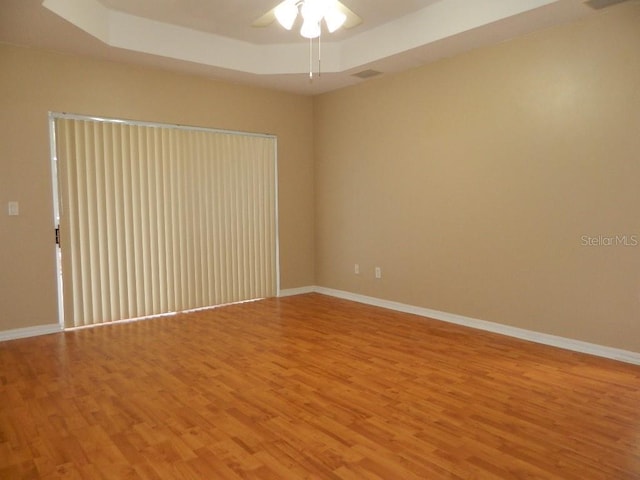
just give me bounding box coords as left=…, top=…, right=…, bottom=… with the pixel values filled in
left=0, top=0, right=612, bottom=94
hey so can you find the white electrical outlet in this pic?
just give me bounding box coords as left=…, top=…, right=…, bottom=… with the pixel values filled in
left=375, top=267, right=382, bottom=279
left=8, top=201, right=19, bottom=216
left=354, top=264, right=360, bottom=275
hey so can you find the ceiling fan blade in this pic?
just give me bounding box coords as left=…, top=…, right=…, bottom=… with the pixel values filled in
left=251, top=1, right=362, bottom=29
left=252, top=7, right=276, bottom=28
left=337, top=1, right=362, bottom=29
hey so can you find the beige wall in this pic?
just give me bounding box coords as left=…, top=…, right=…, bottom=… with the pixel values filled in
left=314, top=3, right=640, bottom=352
left=0, top=44, right=315, bottom=332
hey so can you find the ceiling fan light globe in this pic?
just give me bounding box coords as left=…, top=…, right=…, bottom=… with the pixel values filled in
left=300, top=19, right=321, bottom=39
left=324, top=9, right=346, bottom=33
left=301, top=0, right=326, bottom=23
left=275, top=1, right=298, bottom=30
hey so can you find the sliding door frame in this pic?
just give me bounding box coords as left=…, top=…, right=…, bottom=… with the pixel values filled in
left=48, top=112, right=280, bottom=329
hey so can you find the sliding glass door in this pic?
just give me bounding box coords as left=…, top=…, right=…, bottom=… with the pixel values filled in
left=51, top=114, right=278, bottom=328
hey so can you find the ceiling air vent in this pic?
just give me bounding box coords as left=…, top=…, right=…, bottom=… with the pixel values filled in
left=584, top=0, right=629, bottom=9
left=352, top=69, right=383, bottom=79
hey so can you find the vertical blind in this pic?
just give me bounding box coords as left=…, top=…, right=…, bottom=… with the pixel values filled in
left=54, top=116, right=278, bottom=328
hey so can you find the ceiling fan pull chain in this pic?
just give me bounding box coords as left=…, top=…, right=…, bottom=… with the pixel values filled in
left=318, top=27, right=322, bottom=78
left=309, top=36, right=313, bottom=82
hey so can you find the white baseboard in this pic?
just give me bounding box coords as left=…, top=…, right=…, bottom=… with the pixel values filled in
left=278, top=286, right=316, bottom=297
left=0, top=324, right=62, bottom=342
left=295, top=286, right=640, bottom=366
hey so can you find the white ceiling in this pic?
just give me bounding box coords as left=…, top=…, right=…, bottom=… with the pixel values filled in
left=0, top=0, right=614, bottom=95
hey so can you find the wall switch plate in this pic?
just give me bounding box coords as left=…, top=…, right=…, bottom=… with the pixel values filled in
left=375, top=267, right=382, bottom=279
left=8, top=201, right=19, bottom=216
left=354, top=264, right=360, bottom=274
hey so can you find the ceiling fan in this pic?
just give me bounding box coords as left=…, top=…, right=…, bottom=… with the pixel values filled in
left=252, top=0, right=362, bottom=38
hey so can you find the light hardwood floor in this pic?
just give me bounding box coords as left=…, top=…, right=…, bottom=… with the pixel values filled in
left=1, top=293, right=639, bottom=479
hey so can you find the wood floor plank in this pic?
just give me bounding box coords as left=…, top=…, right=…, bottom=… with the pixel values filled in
left=1, top=293, right=639, bottom=478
